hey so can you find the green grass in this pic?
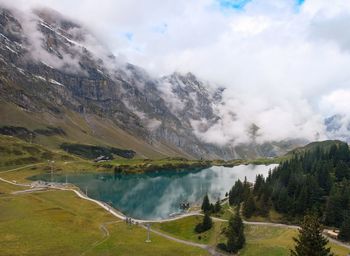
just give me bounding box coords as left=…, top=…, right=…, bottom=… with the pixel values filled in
left=241, top=225, right=295, bottom=256
left=245, top=208, right=284, bottom=223
left=0, top=182, right=208, bottom=256
left=152, top=215, right=350, bottom=256
left=87, top=222, right=209, bottom=256
left=0, top=135, right=79, bottom=170
left=153, top=215, right=224, bottom=246
left=241, top=225, right=350, bottom=256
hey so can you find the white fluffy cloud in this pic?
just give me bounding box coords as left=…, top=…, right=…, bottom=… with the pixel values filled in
left=2, top=0, right=350, bottom=144
left=320, top=89, right=350, bottom=116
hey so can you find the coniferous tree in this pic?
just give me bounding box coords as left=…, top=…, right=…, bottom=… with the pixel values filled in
left=195, top=212, right=212, bottom=233
left=291, top=214, right=334, bottom=256
left=296, top=185, right=308, bottom=214
left=243, top=193, right=255, bottom=218
left=325, top=188, right=344, bottom=227
left=317, top=162, right=332, bottom=194
left=336, top=143, right=350, bottom=162
left=226, top=209, right=245, bottom=253
left=202, top=212, right=212, bottom=230
left=335, top=161, right=349, bottom=182
left=253, top=174, right=265, bottom=196
left=339, top=215, right=350, bottom=242
left=243, top=177, right=250, bottom=201
left=201, top=194, right=211, bottom=213
left=214, top=199, right=221, bottom=213
left=229, top=179, right=244, bottom=206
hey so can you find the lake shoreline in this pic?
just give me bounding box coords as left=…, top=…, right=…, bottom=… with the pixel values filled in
left=95, top=157, right=281, bottom=175
left=30, top=164, right=279, bottom=220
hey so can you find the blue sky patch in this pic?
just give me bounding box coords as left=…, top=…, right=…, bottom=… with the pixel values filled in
left=124, top=32, right=133, bottom=41
left=218, top=0, right=251, bottom=10
left=152, top=23, right=168, bottom=34
left=218, top=0, right=305, bottom=10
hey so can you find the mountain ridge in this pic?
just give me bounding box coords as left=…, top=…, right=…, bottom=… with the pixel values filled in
left=0, top=6, right=306, bottom=160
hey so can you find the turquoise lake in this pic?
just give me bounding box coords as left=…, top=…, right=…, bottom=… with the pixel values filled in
left=31, top=164, right=277, bottom=220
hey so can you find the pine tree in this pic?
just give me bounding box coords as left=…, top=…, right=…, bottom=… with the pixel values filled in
left=253, top=174, right=265, bottom=197
left=335, top=161, right=349, bottom=182
left=202, top=212, right=212, bottom=230
left=226, top=210, right=245, bottom=253
left=229, top=179, right=244, bottom=206
left=243, top=193, right=255, bottom=218
left=201, top=194, right=211, bottom=213
left=339, top=215, right=350, bottom=242
left=195, top=212, right=212, bottom=233
left=243, top=177, right=250, bottom=201
left=325, top=188, right=343, bottom=227
left=214, top=199, right=221, bottom=213
left=291, top=214, right=334, bottom=256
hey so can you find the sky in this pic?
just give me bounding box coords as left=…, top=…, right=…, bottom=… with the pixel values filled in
left=2, top=0, right=350, bottom=144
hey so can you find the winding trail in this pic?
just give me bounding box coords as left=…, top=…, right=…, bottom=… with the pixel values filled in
left=142, top=225, right=227, bottom=256
left=80, top=220, right=122, bottom=256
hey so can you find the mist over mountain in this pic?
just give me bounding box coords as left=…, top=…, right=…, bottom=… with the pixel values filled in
left=0, top=2, right=348, bottom=159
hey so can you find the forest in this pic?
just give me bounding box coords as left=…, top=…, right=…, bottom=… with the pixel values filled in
left=229, top=141, right=350, bottom=241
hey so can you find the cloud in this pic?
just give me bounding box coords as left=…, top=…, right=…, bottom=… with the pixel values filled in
left=320, top=89, right=350, bottom=116
left=2, top=0, right=350, bottom=145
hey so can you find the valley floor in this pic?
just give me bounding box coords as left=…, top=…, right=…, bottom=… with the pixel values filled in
left=1, top=167, right=350, bottom=256
left=0, top=136, right=349, bottom=255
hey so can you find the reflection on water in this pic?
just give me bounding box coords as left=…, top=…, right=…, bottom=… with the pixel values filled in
left=31, top=164, right=277, bottom=220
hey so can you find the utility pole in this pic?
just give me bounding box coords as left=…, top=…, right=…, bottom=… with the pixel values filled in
left=48, top=160, right=55, bottom=183
left=145, top=223, right=151, bottom=243
left=85, top=186, right=88, bottom=196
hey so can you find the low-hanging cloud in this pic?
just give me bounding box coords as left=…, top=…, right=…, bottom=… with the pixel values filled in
left=2, top=0, right=350, bottom=145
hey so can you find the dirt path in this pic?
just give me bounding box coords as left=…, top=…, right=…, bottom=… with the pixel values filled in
left=80, top=220, right=122, bottom=256
left=0, top=163, right=44, bottom=174
left=142, top=225, right=227, bottom=256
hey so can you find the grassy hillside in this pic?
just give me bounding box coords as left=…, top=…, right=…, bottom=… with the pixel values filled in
left=0, top=135, right=212, bottom=183
left=0, top=135, right=78, bottom=170
left=0, top=101, right=190, bottom=159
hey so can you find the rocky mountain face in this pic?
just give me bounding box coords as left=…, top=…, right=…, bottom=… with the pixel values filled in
left=0, top=6, right=303, bottom=159
left=325, top=115, right=350, bottom=143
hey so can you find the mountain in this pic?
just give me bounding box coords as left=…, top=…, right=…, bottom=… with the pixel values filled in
left=325, top=115, right=350, bottom=143
left=0, top=6, right=304, bottom=160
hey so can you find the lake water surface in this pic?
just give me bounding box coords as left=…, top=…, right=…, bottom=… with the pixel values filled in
left=31, top=164, right=277, bottom=220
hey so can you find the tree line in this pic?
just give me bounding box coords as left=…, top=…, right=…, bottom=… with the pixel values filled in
left=228, top=141, right=350, bottom=241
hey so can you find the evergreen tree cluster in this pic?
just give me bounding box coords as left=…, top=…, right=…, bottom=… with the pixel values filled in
left=291, top=214, right=333, bottom=256
left=217, top=209, right=246, bottom=253
left=196, top=194, right=221, bottom=234
left=228, top=141, right=350, bottom=240
left=228, top=176, right=270, bottom=219
left=201, top=194, right=222, bottom=214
